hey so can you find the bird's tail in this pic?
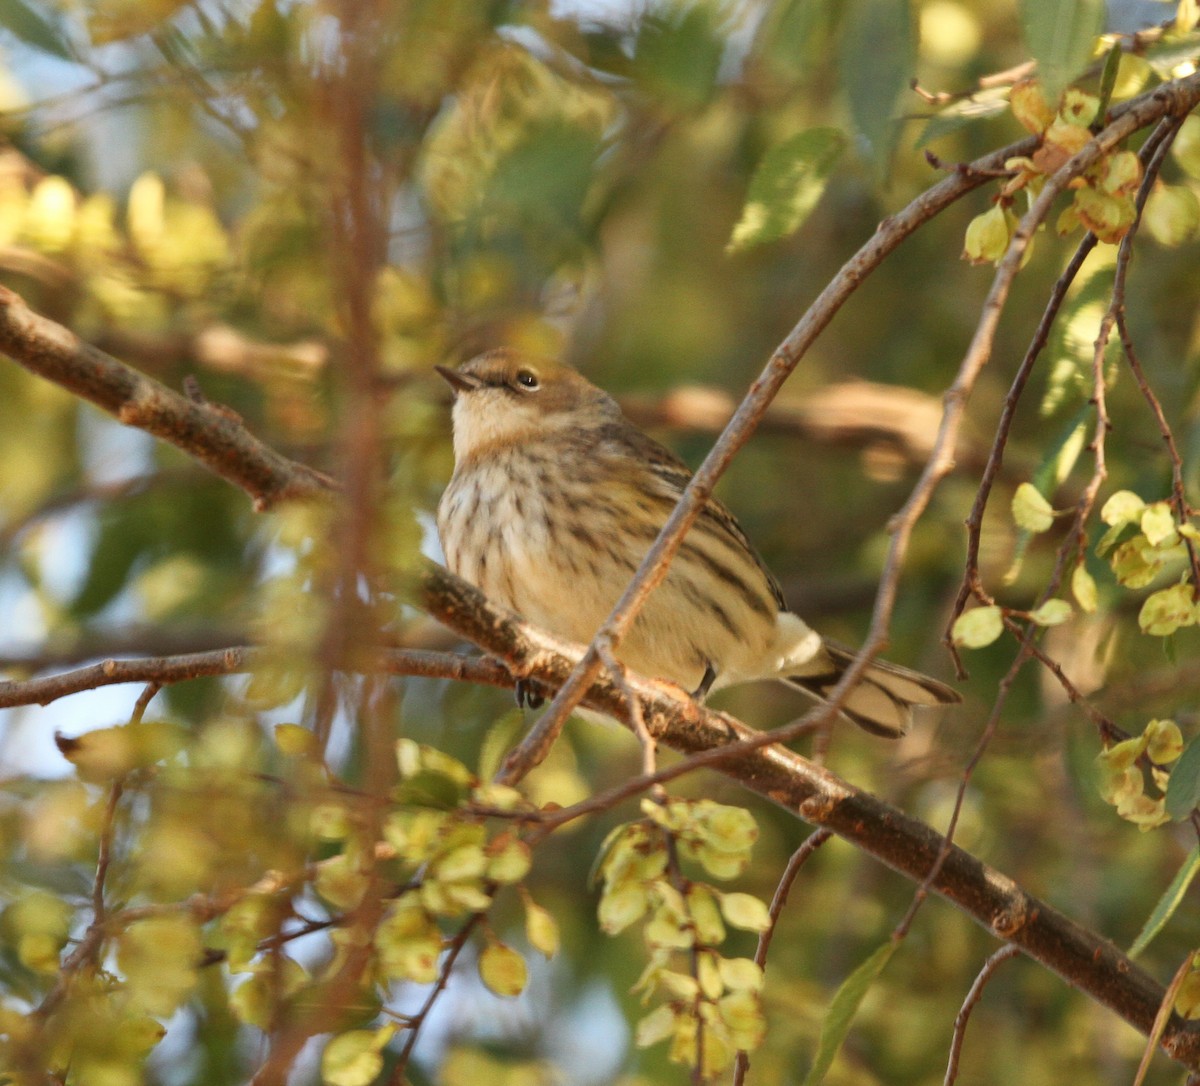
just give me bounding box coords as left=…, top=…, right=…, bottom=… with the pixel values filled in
left=786, top=641, right=960, bottom=738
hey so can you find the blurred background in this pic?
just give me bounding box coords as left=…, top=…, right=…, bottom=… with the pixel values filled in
left=1, top=0, right=1200, bottom=1083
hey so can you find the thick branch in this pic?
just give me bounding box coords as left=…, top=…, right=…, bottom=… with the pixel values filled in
left=9, top=561, right=1196, bottom=1066
left=418, top=562, right=1200, bottom=1070
left=0, top=285, right=335, bottom=511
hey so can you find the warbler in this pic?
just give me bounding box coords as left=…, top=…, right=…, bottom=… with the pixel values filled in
left=435, top=349, right=959, bottom=736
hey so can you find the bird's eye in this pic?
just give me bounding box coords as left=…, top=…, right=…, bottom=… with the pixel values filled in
left=515, top=369, right=540, bottom=391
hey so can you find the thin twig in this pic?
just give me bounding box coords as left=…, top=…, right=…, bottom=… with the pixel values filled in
left=943, top=945, right=1022, bottom=1086
left=496, top=115, right=1057, bottom=784
left=598, top=637, right=658, bottom=780
left=895, top=97, right=1194, bottom=945
left=1119, top=318, right=1200, bottom=590
left=1110, top=115, right=1200, bottom=589
left=0, top=646, right=514, bottom=708
left=945, top=230, right=1099, bottom=673
left=388, top=914, right=482, bottom=1082
left=732, top=828, right=833, bottom=1086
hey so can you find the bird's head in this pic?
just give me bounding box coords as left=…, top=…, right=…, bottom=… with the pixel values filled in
left=436, top=349, right=619, bottom=461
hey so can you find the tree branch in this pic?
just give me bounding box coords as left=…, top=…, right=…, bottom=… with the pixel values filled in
left=0, top=646, right=511, bottom=709
left=4, top=71, right=1200, bottom=1071
left=417, top=561, right=1200, bottom=1069
left=0, top=284, right=336, bottom=511
left=499, top=70, right=1200, bottom=782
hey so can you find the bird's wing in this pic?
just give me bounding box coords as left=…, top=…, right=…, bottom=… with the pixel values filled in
left=597, top=421, right=788, bottom=611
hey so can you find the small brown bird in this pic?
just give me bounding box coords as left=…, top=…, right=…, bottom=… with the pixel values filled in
left=436, top=349, right=959, bottom=736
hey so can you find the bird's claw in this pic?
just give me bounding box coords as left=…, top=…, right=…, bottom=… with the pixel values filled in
left=515, top=678, right=545, bottom=710
left=691, top=662, right=718, bottom=701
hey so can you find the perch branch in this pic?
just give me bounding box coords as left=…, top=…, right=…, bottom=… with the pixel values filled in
left=416, top=562, right=1200, bottom=1069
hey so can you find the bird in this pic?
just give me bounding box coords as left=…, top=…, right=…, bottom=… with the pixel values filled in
left=435, top=348, right=959, bottom=737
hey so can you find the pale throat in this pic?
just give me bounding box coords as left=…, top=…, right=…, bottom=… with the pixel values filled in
left=452, top=398, right=583, bottom=463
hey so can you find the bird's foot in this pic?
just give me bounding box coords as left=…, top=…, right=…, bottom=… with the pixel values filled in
left=514, top=678, right=545, bottom=710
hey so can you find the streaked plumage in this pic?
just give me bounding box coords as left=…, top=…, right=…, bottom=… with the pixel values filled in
left=436, top=349, right=959, bottom=736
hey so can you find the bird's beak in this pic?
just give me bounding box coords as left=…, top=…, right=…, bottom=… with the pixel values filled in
left=435, top=365, right=481, bottom=395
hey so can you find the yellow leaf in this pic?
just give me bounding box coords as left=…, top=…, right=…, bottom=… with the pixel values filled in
left=1097, top=150, right=1142, bottom=196
left=1073, top=186, right=1136, bottom=244
left=24, top=175, right=76, bottom=253
left=116, top=916, right=202, bottom=1017
left=718, top=957, right=765, bottom=992
left=524, top=899, right=560, bottom=958
left=321, top=1027, right=395, bottom=1086
left=1059, top=89, right=1100, bottom=128
left=719, top=892, right=772, bottom=932
left=1147, top=720, right=1184, bottom=765
left=485, top=836, right=532, bottom=884
left=963, top=204, right=1012, bottom=265
left=1138, top=583, right=1199, bottom=637
left=274, top=723, right=320, bottom=758
left=1176, top=971, right=1200, bottom=1018
left=478, top=941, right=527, bottom=997
left=636, top=1004, right=678, bottom=1048
left=315, top=855, right=369, bottom=911
left=1009, top=78, right=1055, bottom=134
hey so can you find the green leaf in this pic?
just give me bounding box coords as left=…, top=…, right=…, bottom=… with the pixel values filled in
left=1018, top=0, right=1105, bottom=97
left=1095, top=41, right=1122, bottom=120
left=1174, top=116, right=1200, bottom=180
left=1129, top=847, right=1200, bottom=958
left=633, top=1, right=726, bottom=112
left=0, top=0, right=74, bottom=59
left=1012, top=482, right=1055, bottom=533
left=1166, top=737, right=1200, bottom=821
left=1141, top=502, right=1178, bottom=547
left=477, top=708, right=526, bottom=782
left=728, top=128, right=844, bottom=251
left=1029, top=599, right=1072, bottom=626
left=951, top=605, right=1004, bottom=648
left=1144, top=184, right=1200, bottom=247
left=1101, top=490, right=1146, bottom=526
left=839, top=0, right=913, bottom=170
left=801, top=941, right=897, bottom=1086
